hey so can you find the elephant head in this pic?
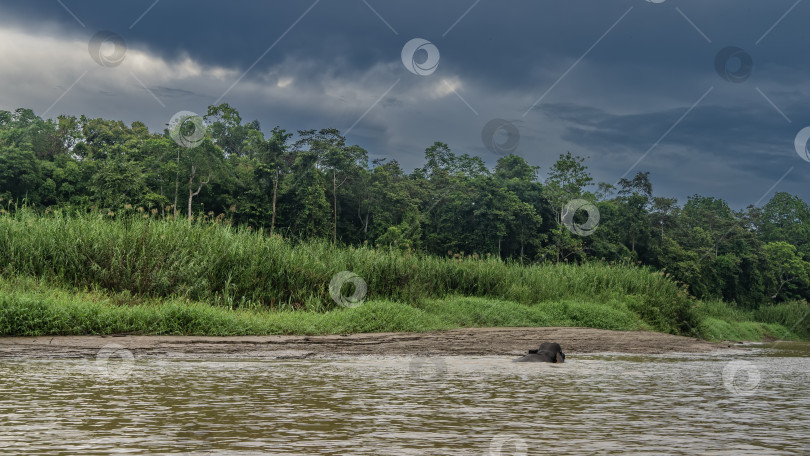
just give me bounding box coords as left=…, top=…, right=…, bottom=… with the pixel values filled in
left=514, top=342, right=565, bottom=363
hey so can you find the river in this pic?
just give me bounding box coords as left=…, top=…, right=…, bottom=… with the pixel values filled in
left=1, top=342, right=808, bottom=455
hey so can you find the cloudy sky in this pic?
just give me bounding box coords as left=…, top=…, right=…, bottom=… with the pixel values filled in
left=1, top=0, right=808, bottom=207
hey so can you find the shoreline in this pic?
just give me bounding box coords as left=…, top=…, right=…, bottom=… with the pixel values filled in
left=0, top=327, right=738, bottom=360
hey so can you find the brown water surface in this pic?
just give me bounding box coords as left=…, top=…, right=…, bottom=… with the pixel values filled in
left=1, top=343, right=808, bottom=455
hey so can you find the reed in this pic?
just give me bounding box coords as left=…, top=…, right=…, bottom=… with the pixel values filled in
left=693, top=299, right=808, bottom=341
left=0, top=276, right=647, bottom=336
left=0, top=209, right=700, bottom=334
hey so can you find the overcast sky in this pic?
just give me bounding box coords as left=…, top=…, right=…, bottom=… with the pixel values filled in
left=1, top=0, right=808, bottom=207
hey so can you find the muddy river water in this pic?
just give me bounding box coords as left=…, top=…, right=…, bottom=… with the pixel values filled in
left=1, top=342, right=808, bottom=455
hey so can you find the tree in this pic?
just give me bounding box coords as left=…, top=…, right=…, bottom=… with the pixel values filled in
left=258, top=127, right=292, bottom=236
left=650, top=196, right=679, bottom=240
left=494, top=154, right=538, bottom=182
left=759, top=192, right=810, bottom=260
left=204, top=103, right=260, bottom=158
left=279, top=150, right=330, bottom=239
left=182, top=140, right=224, bottom=220
left=682, top=195, right=736, bottom=260
left=494, top=155, right=544, bottom=260
left=91, top=155, right=149, bottom=210
left=762, top=241, right=810, bottom=301
left=294, top=129, right=367, bottom=243
left=363, top=159, right=420, bottom=248
left=418, top=141, right=488, bottom=180
left=616, top=172, right=653, bottom=256
left=0, top=146, right=41, bottom=203
left=544, top=152, right=593, bottom=262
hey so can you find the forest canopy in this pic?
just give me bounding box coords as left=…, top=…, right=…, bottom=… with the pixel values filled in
left=1, top=105, right=808, bottom=309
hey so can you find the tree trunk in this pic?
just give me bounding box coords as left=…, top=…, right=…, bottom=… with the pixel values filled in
left=357, top=202, right=369, bottom=239
left=557, top=206, right=565, bottom=263
left=771, top=274, right=795, bottom=300
left=332, top=172, right=337, bottom=244
left=187, top=164, right=210, bottom=220
left=520, top=238, right=524, bottom=261
left=270, top=166, right=279, bottom=236
left=359, top=212, right=369, bottom=237
left=187, top=165, right=196, bottom=220
left=173, top=149, right=181, bottom=218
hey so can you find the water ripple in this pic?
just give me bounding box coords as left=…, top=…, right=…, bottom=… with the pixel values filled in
left=1, top=349, right=809, bottom=455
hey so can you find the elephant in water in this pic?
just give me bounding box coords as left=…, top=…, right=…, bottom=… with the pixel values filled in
left=514, top=342, right=565, bottom=363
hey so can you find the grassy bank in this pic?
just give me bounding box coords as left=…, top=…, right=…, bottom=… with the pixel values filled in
left=0, top=276, right=653, bottom=336
left=0, top=210, right=806, bottom=341
left=1, top=276, right=803, bottom=340
left=694, top=300, right=808, bottom=341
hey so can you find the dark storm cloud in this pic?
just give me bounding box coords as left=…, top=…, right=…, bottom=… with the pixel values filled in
left=555, top=100, right=798, bottom=165
left=0, top=0, right=808, bottom=206
left=151, top=87, right=201, bottom=99
left=5, top=1, right=807, bottom=90
left=540, top=91, right=806, bottom=206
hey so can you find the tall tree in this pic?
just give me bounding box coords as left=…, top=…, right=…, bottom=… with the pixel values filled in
left=544, top=152, right=594, bottom=262
left=616, top=172, right=653, bottom=255
left=294, top=129, right=367, bottom=243
left=762, top=241, right=810, bottom=301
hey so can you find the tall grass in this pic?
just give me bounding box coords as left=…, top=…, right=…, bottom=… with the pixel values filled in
left=753, top=301, right=810, bottom=338
left=0, top=276, right=649, bottom=336
left=693, top=299, right=808, bottom=341
left=0, top=210, right=697, bottom=333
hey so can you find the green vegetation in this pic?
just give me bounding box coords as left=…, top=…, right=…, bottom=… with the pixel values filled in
left=0, top=211, right=805, bottom=340
left=0, top=105, right=807, bottom=341
left=0, top=210, right=692, bottom=334
left=0, top=275, right=446, bottom=336
left=694, top=300, right=808, bottom=341
left=0, top=274, right=652, bottom=337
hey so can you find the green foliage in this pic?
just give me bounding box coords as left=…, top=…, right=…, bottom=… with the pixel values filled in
left=753, top=300, right=810, bottom=338
left=762, top=241, right=810, bottom=300
left=0, top=210, right=698, bottom=333
left=418, top=296, right=644, bottom=331
left=0, top=276, right=658, bottom=337
left=693, top=299, right=808, bottom=341
left=0, top=105, right=807, bottom=330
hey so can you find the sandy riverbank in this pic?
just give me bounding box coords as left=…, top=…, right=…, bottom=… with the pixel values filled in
left=0, top=327, right=739, bottom=359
